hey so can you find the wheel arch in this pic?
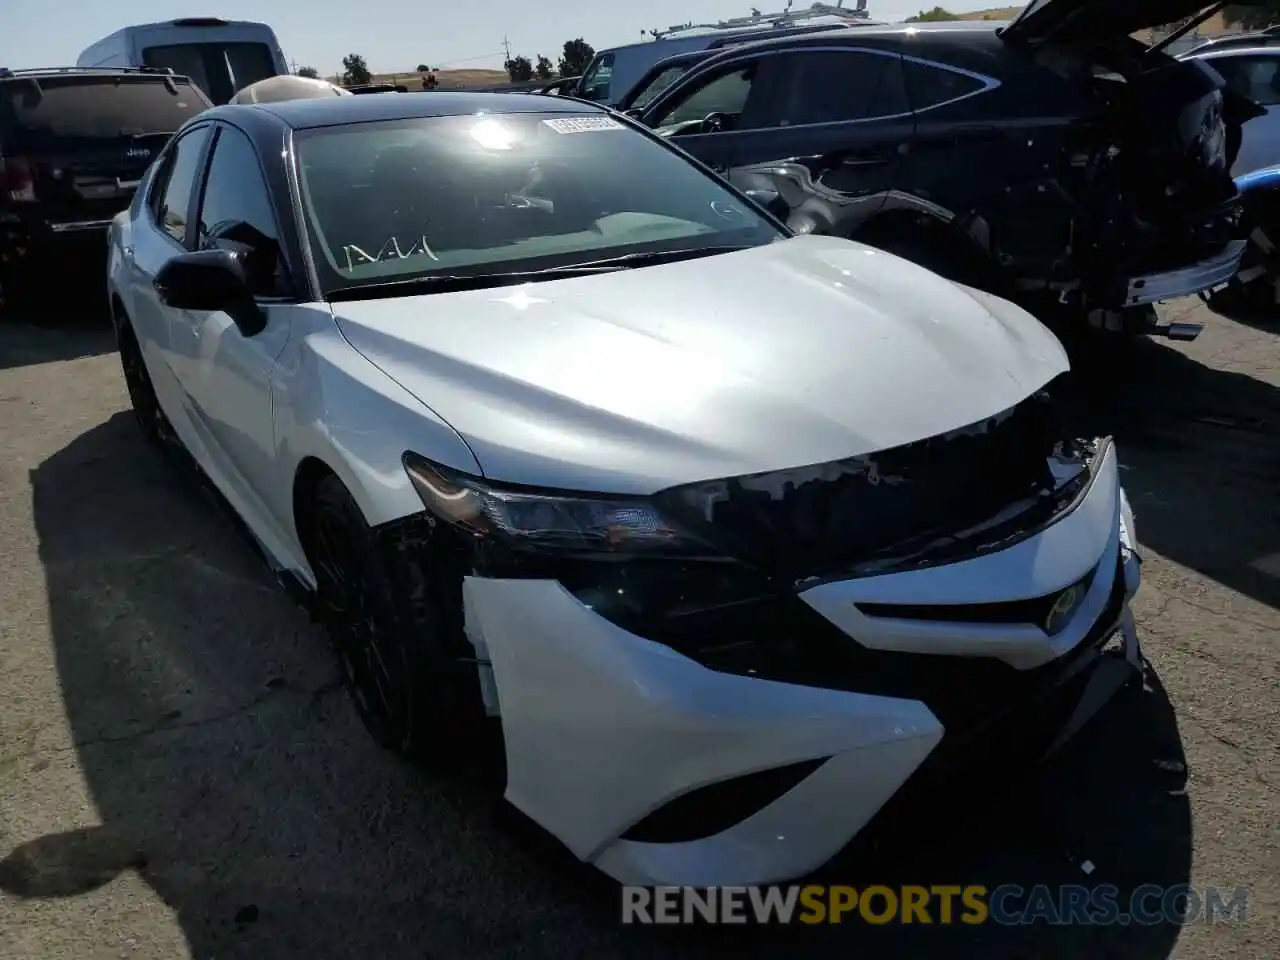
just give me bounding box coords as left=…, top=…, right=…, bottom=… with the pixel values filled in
left=291, top=455, right=339, bottom=561
left=851, top=207, right=1003, bottom=291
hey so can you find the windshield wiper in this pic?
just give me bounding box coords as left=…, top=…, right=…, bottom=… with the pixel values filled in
left=326, top=265, right=626, bottom=302
left=325, top=246, right=753, bottom=302
left=562, top=245, right=752, bottom=270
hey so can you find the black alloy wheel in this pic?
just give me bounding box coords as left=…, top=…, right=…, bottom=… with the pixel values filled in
left=306, top=474, right=492, bottom=768
left=310, top=477, right=406, bottom=749
left=118, top=321, right=171, bottom=446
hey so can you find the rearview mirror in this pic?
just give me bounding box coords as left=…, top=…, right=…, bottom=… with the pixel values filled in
left=154, top=248, right=267, bottom=336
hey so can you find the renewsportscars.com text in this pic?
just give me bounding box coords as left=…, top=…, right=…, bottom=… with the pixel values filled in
left=621, top=884, right=1251, bottom=926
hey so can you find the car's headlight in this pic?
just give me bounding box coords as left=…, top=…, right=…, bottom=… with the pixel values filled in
left=402, top=452, right=712, bottom=557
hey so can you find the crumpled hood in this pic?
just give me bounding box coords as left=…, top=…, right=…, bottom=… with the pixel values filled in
left=1002, top=1, right=1248, bottom=48
left=331, top=234, right=1069, bottom=494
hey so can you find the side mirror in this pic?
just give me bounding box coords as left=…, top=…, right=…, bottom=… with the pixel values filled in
left=154, top=248, right=267, bottom=336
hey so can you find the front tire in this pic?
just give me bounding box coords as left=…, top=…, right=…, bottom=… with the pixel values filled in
left=306, top=475, right=490, bottom=769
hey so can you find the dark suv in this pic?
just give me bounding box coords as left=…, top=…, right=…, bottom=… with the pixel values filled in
left=0, top=66, right=212, bottom=312
left=635, top=5, right=1264, bottom=337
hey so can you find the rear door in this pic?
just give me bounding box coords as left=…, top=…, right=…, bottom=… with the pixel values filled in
left=0, top=74, right=211, bottom=228
left=727, top=47, right=915, bottom=234
left=123, top=122, right=214, bottom=422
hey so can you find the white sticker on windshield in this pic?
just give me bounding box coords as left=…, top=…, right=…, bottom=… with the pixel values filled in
left=542, top=116, right=624, bottom=134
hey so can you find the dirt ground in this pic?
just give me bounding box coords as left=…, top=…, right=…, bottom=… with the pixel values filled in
left=0, top=292, right=1275, bottom=959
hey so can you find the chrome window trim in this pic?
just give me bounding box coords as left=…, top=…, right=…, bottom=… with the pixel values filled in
left=650, top=44, right=1001, bottom=133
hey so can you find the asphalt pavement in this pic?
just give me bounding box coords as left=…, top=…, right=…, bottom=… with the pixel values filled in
left=0, top=292, right=1275, bottom=959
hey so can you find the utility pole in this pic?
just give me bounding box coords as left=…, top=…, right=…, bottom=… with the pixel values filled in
left=502, top=36, right=511, bottom=63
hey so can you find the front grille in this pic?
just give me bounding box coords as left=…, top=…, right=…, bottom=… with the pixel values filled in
left=656, top=389, right=1066, bottom=584
left=655, top=553, right=1126, bottom=738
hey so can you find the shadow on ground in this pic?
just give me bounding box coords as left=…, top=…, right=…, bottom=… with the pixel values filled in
left=0, top=404, right=1197, bottom=959
left=0, top=252, right=114, bottom=371
left=1065, top=335, right=1280, bottom=613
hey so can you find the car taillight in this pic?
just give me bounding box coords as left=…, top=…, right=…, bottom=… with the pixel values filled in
left=0, top=155, right=36, bottom=202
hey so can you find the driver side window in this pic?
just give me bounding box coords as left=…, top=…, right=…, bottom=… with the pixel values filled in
left=194, top=124, right=290, bottom=297
left=648, top=60, right=766, bottom=133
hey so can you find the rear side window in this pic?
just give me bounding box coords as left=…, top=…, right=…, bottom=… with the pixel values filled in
left=152, top=125, right=212, bottom=244
left=1208, top=55, right=1280, bottom=106
left=774, top=51, right=910, bottom=125
left=903, top=59, right=988, bottom=111
left=0, top=76, right=209, bottom=143
left=143, top=42, right=277, bottom=104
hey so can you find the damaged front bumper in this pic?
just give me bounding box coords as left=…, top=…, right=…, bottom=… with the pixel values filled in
left=460, top=444, right=1143, bottom=887
left=1119, top=239, right=1247, bottom=307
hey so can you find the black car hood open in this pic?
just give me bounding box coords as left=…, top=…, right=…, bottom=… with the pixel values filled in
left=1002, top=1, right=1263, bottom=48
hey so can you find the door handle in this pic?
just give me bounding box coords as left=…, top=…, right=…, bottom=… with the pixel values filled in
left=840, top=155, right=891, bottom=167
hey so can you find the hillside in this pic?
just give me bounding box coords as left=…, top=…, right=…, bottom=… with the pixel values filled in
left=326, top=68, right=510, bottom=89
left=957, top=7, right=1235, bottom=34
left=372, top=68, right=509, bottom=89
left=957, top=6, right=1020, bottom=20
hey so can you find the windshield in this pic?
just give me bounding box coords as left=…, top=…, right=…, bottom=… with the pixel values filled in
left=142, top=42, right=277, bottom=104
left=294, top=112, right=783, bottom=297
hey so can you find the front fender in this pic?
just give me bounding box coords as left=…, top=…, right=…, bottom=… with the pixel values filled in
left=271, top=310, right=482, bottom=577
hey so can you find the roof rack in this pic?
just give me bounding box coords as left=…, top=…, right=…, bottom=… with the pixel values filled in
left=647, top=0, right=870, bottom=40
left=0, top=65, right=178, bottom=79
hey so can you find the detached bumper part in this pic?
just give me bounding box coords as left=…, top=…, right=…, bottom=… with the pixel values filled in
left=1122, top=239, right=1247, bottom=307
left=463, top=576, right=943, bottom=887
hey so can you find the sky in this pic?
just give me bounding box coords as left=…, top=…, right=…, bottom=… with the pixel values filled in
left=3, top=0, right=1010, bottom=76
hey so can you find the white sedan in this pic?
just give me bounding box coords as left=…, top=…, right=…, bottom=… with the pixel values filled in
left=106, top=92, right=1143, bottom=887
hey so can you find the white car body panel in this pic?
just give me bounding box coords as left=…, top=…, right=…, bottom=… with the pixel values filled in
left=332, top=235, right=1070, bottom=494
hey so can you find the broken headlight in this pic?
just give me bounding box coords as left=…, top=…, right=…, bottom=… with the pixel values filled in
left=402, top=453, right=770, bottom=650
left=402, top=452, right=714, bottom=557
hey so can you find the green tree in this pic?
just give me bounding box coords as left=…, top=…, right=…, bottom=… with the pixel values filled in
left=1224, top=3, right=1280, bottom=30
left=505, top=55, right=534, bottom=82
left=558, top=38, right=595, bottom=77
left=416, top=63, right=431, bottom=72
left=341, top=53, right=372, bottom=86
left=295, top=66, right=319, bottom=79
left=535, top=55, right=555, bottom=80
left=905, top=7, right=959, bottom=22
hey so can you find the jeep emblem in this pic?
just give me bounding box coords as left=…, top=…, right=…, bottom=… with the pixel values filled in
left=126, top=147, right=151, bottom=158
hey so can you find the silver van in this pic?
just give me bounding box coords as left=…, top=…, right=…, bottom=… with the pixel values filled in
left=77, top=18, right=289, bottom=105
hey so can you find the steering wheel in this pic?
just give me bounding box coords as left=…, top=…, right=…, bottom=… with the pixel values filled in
left=702, top=111, right=728, bottom=134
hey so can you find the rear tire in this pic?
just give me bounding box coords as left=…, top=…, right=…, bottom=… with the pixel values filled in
left=306, top=474, right=492, bottom=770
left=117, top=320, right=172, bottom=447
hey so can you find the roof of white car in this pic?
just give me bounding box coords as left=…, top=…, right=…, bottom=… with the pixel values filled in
left=207, top=91, right=606, bottom=130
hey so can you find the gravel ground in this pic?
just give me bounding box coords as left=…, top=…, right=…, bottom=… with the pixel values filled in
left=0, top=294, right=1275, bottom=960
